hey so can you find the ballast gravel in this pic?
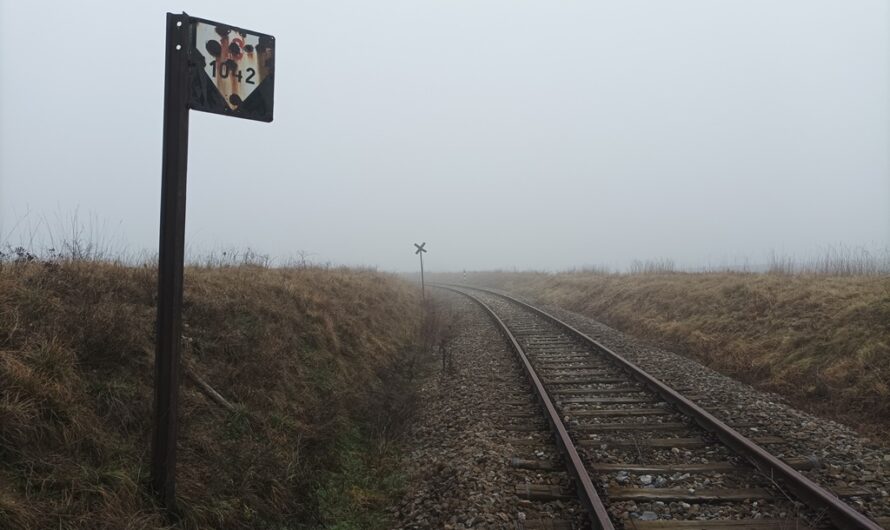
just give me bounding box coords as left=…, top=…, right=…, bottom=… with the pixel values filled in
left=389, top=287, right=889, bottom=529
left=388, top=291, right=587, bottom=529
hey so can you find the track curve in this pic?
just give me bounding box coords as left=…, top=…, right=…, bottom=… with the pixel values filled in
left=435, top=283, right=884, bottom=530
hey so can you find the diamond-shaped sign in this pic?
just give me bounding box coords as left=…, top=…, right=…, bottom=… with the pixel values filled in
left=188, top=17, right=275, bottom=122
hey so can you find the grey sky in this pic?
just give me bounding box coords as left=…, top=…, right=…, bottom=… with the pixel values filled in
left=1, top=0, right=887, bottom=271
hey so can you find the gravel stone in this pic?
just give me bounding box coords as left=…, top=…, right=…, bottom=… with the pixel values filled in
left=639, top=511, right=658, bottom=521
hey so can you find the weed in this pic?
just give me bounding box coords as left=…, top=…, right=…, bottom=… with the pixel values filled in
left=315, top=429, right=405, bottom=530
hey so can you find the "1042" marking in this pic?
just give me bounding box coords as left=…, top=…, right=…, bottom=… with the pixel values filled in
left=208, top=60, right=257, bottom=84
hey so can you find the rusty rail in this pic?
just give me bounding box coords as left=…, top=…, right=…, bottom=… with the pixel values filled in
left=453, top=284, right=883, bottom=530
left=436, top=285, right=615, bottom=530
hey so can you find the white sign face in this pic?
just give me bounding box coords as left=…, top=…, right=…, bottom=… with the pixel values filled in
left=194, top=22, right=274, bottom=111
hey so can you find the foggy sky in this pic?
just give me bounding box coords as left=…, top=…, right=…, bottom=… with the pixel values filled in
left=1, top=0, right=887, bottom=271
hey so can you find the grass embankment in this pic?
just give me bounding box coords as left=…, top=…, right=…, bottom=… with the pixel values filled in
left=0, top=260, right=422, bottom=529
left=459, top=271, right=890, bottom=437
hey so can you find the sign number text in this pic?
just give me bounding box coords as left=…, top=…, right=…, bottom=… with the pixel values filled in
left=208, top=60, right=257, bottom=85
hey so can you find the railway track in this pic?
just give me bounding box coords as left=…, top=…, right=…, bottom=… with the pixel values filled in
left=434, top=284, right=885, bottom=530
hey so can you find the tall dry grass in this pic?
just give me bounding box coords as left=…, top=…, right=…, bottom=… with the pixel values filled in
left=447, top=270, right=890, bottom=437
left=0, top=258, right=421, bottom=528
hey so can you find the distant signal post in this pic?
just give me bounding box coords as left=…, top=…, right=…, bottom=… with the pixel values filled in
left=414, top=242, right=427, bottom=300
left=153, top=12, right=275, bottom=510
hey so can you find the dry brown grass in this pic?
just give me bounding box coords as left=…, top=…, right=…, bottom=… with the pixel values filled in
left=0, top=260, right=421, bottom=529
left=452, top=271, right=890, bottom=438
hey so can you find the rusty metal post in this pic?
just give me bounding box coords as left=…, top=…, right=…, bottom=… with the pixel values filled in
left=151, top=11, right=191, bottom=510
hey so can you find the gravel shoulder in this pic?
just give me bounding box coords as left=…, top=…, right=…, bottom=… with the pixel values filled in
left=389, top=291, right=588, bottom=529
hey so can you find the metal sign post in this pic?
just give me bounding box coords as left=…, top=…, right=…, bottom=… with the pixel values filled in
left=151, top=12, right=275, bottom=510
left=414, top=242, right=427, bottom=300
left=152, top=12, right=191, bottom=509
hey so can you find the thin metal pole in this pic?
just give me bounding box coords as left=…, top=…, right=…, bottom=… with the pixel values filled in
left=151, top=12, right=191, bottom=510
left=419, top=251, right=425, bottom=301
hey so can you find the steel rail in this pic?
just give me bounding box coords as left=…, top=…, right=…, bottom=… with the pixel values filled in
left=452, top=284, right=883, bottom=530
left=435, top=285, right=615, bottom=530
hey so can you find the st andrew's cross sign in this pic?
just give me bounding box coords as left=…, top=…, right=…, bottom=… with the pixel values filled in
left=152, top=12, right=276, bottom=511
left=414, top=243, right=427, bottom=300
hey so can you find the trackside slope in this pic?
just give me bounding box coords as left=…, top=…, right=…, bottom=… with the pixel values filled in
left=0, top=261, right=421, bottom=528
